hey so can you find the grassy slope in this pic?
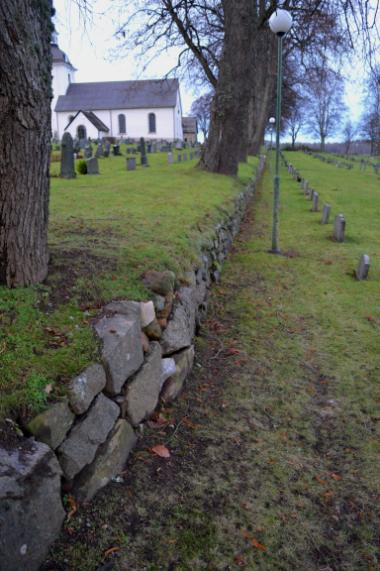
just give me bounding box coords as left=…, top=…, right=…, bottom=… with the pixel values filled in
left=47, top=153, right=380, bottom=570
left=0, top=151, right=256, bottom=420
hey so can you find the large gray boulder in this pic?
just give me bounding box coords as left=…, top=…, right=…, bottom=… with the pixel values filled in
left=27, top=399, right=74, bottom=450
left=121, top=342, right=162, bottom=426
left=74, top=419, right=137, bottom=502
left=68, top=363, right=107, bottom=415
left=95, top=312, right=144, bottom=395
left=161, top=346, right=195, bottom=403
left=58, top=393, right=119, bottom=480
left=0, top=440, right=65, bottom=571
left=160, top=287, right=197, bottom=355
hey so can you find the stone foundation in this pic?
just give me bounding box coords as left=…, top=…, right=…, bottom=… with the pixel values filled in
left=0, top=156, right=265, bottom=570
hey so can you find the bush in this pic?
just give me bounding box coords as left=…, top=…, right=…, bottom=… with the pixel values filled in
left=77, top=159, right=87, bottom=175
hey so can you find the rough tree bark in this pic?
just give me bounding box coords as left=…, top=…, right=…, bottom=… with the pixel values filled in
left=200, top=0, right=255, bottom=176
left=248, top=29, right=276, bottom=156
left=0, top=0, right=52, bottom=287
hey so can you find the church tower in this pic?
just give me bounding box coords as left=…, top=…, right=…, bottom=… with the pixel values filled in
left=51, top=32, right=77, bottom=138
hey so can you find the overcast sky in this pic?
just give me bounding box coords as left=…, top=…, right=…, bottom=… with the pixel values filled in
left=53, top=0, right=366, bottom=140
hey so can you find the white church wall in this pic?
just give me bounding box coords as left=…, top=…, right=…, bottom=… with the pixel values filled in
left=174, top=91, right=184, bottom=140
left=51, top=63, right=75, bottom=137
left=60, top=113, right=104, bottom=140
left=109, top=108, right=176, bottom=140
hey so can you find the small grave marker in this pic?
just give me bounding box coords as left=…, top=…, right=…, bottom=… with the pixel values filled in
left=167, top=152, right=174, bottom=165
left=60, top=132, right=76, bottom=179
left=321, top=203, right=331, bottom=224
left=356, top=254, right=370, bottom=280
left=127, top=157, right=136, bottom=171
left=333, top=214, right=346, bottom=242
left=86, top=157, right=99, bottom=174
left=311, top=191, right=319, bottom=212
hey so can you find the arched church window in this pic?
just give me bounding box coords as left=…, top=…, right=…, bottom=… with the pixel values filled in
left=77, top=125, right=87, bottom=140
left=118, top=114, right=126, bottom=134
left=148, top=113, right=156, bottom=133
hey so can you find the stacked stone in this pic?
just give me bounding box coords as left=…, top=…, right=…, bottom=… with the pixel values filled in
left=0, top=158, right=266, bottom=571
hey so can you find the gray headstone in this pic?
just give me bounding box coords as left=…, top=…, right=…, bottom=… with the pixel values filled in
left=333, top=214, right=346, bottom=242
left=140, top=137, right=148, bottom=166
left=104, top=142, right=111, bottom=157
left=183, top=153, right=188, bottom=161
left=95, top=143, right=104, bottom=158
left=84, top=145, right=93, bottom=159
left=308, top=189, right=315, bottom=201
left=168, top=152, right=174, bottom=164
left=190, top=152, right=194, bottom=160
left=127, top=157, right=136, bottom=171
left=311, top=191, right=319, bottom=212
left=86, top=156, right=99, bottom=174
left=356, top=254, right=370, bottom=280
left=321, top=203, right=331, bottom=224
left=177, top=154, right=182, bottom=162
left=113, top=144, right=121, bottom=156
left=60, top=132, right=76, bottom=179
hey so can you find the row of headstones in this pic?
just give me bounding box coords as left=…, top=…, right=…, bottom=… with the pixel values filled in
left=284, top=159, right=370, bottom=281
left=329, top=153, right=380, bottom=174
left=303, top=150, right=353, bottom=171
left=167, top=149, right=202, bottom=165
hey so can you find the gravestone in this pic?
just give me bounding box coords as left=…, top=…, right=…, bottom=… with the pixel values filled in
left=190, top=152, right=194, bottom=160
left=127, top=157, right=136, bottom=171
left=79, top=138, right=87, bottom=149
left=167, top=152, right=174, bottom=165
left=147, top=143, right=152, bottom=153
left=356, top=254, right=370, bottom=280
left=332, top=214, right=346, bottom=242
left=86, top=157, right=99, bottom=174
left=60, top=132, right=76, bottom=179
left=73, top=138, right=81, bottom=154
left=95, top=143, right=104, bottom=158
left=321, top=203, right=331, bottom=224
left=308, top=189, right=314, bottom=201
left=177, top=154, right=182, bottom=162
left=84, top=145, right=93, bottom=159
left=113, top=144, right=121, bottom=156
left=140, top=137, right=148, bottom=167
left=311, top=191, right=319, bottom=212
left=104, top=142, right=111, bottom=157
left=183, top=153, right=188, bottom=161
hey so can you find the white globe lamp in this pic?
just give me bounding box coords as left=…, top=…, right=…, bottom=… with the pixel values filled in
left=269, top=9, right=293, bottom=36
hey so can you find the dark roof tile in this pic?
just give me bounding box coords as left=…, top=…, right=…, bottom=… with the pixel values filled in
left=55, top=79, right=179, bottom=112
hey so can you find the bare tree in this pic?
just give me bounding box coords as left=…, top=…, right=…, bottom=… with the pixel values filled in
left=343, top=120, right=357, bottom=155
left=360, top=65, right=380, bottom=155
left=304, top=61, right=346, bottom=151
left=191, top=93, right=213, bottom=139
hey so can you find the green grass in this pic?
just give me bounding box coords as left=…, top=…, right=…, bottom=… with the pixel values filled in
left=47, top=152, right=380, bottom=570
left=0, top=149, right=257, bottom=421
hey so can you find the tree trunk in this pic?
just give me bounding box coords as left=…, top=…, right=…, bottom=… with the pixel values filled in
left=247, top=30, right=276, bottom=156
left=200, top=0, right=254, bottom=176
left=0, top=0, right=52, bottom=287
left=320, top=136, right=326, bottom=152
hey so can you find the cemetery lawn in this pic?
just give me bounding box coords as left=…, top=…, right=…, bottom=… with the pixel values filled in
left=47, top=153, right=380, bottom=571
left=0, top=151, right=256, bottom=422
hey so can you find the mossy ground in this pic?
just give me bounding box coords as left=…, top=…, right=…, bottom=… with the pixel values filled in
left=45, top=153, right=380, bottom=571
left=0, top=149, right=256, bottom=421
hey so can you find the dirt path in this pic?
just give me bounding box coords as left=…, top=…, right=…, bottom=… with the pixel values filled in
left=45, top=173, right=380, bottom=571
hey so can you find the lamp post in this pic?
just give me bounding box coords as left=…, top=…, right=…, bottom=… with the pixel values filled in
left=269, top=116, right=275, bottom=150
left=269, top=9, right=293, bottom=254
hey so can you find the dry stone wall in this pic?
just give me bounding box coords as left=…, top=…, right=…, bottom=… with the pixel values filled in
left=0, top=156, right=266, bottom=570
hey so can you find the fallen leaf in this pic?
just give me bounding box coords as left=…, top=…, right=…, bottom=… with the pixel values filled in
left=66, top=495, right=77, bottom=521
left=251, top=538, right=267, bottom=552
left=44, top=383, right=53, bottom=395
left=331, top=473, right=342, bottom=481
left=234, top=554, right=246, bottom=566
left=151, top=444, right=171, bottom=458
left=315, top=475, right=327, bottom=486
left=104, top=546, right=120, bottom=558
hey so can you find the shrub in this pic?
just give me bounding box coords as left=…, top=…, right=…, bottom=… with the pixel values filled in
left=77, top=159, right=87, bottom=175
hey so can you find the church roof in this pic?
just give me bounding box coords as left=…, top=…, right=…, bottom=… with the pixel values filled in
left=51, top=44, right=76, bottom=70
left=182, top=116, right=198, bottom=134
left=55, top=79, right=179, bottom=112
left=65, top=110, right=109, bottom=133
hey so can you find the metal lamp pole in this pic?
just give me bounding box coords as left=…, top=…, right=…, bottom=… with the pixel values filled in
left=269, top=117, right=275, bottom=151
left=268, top=9, right=293, bottom=254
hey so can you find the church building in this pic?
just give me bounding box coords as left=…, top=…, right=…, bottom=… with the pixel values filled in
left=51, top=37, right=184, bottom=142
